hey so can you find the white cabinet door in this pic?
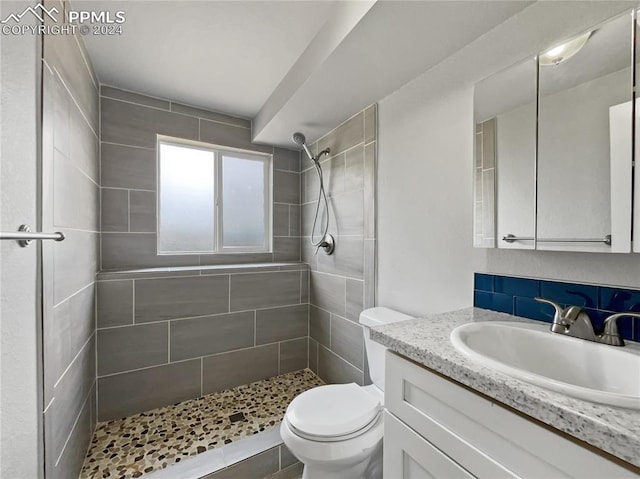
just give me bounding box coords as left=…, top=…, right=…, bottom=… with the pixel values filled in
left=384, top=412, right=474, bottom=479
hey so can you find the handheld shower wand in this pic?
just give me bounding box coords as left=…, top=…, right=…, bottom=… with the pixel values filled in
left=292, top=132, right=334, bottom=255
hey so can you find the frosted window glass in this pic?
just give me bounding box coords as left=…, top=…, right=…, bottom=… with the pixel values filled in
left=222, top=154, right=265, bottom=248
left=158, top=143, right=215, bottom=253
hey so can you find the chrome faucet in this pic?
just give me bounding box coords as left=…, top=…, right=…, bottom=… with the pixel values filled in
left=534, top=297, right=640, bottom=346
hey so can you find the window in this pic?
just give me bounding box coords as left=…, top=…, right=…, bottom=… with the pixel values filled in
left=157, top=136, right=271, bottom=254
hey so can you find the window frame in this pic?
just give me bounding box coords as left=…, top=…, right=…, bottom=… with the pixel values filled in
left=156, top=135, right=273, bottom=255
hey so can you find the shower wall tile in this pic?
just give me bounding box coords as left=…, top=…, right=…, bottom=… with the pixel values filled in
left=98, top=359, right=202, bottom=421
left=273, top=204, right=290, bottom=237
left=330, top=314, right=364, bottom=370
left=279, top=338, right=308, bottom=374
left=202, top=344, right=279, bottom=394
left=310, top=305, right=331, bottom=348
left=170, top=102, right=250, bottom=128
left=303, top=105, right=377, bottom=384
left=101, top=188, right=128, bottom=232
left=274, top=147, right=300, bottom=172
left=129, top=190, right=156, bottom=232
left=308, top=338, right=318, bottom=374
left=135, top=275, right=230, bottom=322
left=273, top=170, right=300, bottom=204
left=97, top=280, right=133, bottom=328
left=101, top=97, right=199, bottom=149
left=97, top=322, right=168, bottom=376
left=301, top=269, right=309, bottom=303
left=200, top=119, right=272, bottom=154
left=317, top=111, right=364, bottom=156
left=290, top=205, right=301, bottom=236
left=169, top=311, right=255, bottom=361
left=229, top=271, right=300, bottom=311
left=101, top=85, right=170, bottom=110
left=310, top=271, right=346, bottom=317
left=43, top=26, right=99, bottom=479
left=318, top=345, right=363, bottom=385
left=101, top=143, right=156, bottom=190
left=256, top=304, right=308, bottom=344
left=317, top=235, right=364, bottom=279
left=101, top=233, right=197, bottom=270
left=273, top=237, right=301, bottom=262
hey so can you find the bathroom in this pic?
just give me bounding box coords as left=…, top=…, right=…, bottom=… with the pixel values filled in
left=1, top=0, right=639, bottom=478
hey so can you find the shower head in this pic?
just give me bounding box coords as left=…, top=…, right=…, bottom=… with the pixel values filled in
left=292, top=131, right=315, bottom=163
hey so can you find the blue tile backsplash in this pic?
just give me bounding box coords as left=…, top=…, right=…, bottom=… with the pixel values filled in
left=474, top=273, right=640, bottom=342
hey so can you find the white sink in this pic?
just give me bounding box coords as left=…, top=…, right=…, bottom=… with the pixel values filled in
left=450, top=321, right=640, bottom=409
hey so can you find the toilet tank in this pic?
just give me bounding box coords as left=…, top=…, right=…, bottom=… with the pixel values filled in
left=359, top=307, right=413, bottom=392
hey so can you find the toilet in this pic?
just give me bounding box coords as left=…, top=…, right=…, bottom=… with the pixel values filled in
left=280, top=307, right=413, bottom=479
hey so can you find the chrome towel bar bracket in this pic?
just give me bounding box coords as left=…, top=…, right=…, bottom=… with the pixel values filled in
left=0, top=224, right=65, bottom=247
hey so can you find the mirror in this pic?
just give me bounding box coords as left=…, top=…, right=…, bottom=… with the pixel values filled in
left=537, top=11, right=633, bottom=253
left=474, top=58, right=537, bottom=249
left=473, top=10, right=635, bottom=253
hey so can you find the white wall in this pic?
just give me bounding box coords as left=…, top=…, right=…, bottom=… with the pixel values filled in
left=377, top=2, right=640, bottom=317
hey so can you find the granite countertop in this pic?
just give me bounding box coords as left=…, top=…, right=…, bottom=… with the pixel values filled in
left=370, top=307, right=640, bottom=468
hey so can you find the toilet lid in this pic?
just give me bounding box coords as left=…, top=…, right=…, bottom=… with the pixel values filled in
left=286, top=383, right=382, bottom=438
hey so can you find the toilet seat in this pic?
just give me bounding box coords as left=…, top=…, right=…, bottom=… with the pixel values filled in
left=285, top=383, right=382, bottom=441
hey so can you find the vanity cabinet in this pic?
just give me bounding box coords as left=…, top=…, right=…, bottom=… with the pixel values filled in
left=383, top=351, right=636, bottom=478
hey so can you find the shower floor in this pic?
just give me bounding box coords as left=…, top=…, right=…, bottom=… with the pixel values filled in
left=81, top=369, right=323, bottom=479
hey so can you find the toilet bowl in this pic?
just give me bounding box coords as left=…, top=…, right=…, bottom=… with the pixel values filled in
left=280, top=307, right=413, bottom=479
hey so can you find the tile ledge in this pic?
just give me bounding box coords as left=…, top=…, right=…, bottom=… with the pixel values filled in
left=97, top=262, right=309, bottom=279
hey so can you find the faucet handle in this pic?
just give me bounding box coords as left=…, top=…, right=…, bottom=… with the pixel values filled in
left=599, top=312, right=640, bottom=346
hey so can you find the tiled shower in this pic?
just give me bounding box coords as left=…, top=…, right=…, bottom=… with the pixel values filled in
left=40, top=9, right=378, bottom=476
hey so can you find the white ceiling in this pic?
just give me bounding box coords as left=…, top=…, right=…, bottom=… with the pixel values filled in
left=80, top=1, right=336, bottom=118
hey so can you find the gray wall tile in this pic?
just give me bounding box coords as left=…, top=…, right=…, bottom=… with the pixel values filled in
left=135, top=275, right=230, bottom=322
left=346, top=279, right=364, bottom=322
left=101, top=97, right=199, bottom=148
left=98, top=359, right=201, bottom=421
left=309, top=305, right=330, bottom=347
left=101, top=85, right=170, bottom=110
left=97, top=322, right=168, bottom=376
left=101, top=188, right=128, bottom=232
left=170, top=312, right=254, bottom=361
left=204, top=448, right=279, bottom=479
left=308, top=338, right=318, bottom=374
left=364, top=239, right=376, bottom=309
left=317, top=112, right=364, bottom=156
left=273, top=204, right=290, bottom=237
left=53, top=151, right=99, bottom=231
left=274, top=147, right=299, bottom=172
left=317, top=236, right=363, bottom=279
left=101, top=143, right=156, bottom=190
left=97, top=280, right=133, bottom=328
left=301, top=270, right=309, bottom=303
left=310, top=272, right=345, bottom=317
left=54, top=230, right=98, bottom=304
left=130, top=190, right=156, bottom=232
left=345, top=144, right=364, bottom=192
left=303, top=168, right=319, bottom=204
left=280, top=445, right=299, bottom=470
left=46, top=389, right=92, bottom=479
left=301, top=236, right=317, bottom=270
left=290, top=205, right=301, bottom=237
left=46, top=336, right=95, bottom=464
left=200, top=119, right=272, bottom=154
left=364, top=142, right=376, bottom=239
left=255, top=304, right=308, bottom=344
left=273, top=237, right=300, bottom=262
left=198, top=252, right=274, bottom=266
left=273, top=170, right=300, bottom=204
left=230, top=271, right=300, bottom=311
left=279, top=338, right=308, bottom=374
left=69, top=103, right=99, bottom=183
left=364, top=104, right=377, bottom=144
left=330, top=190, right=363, bottom=236
left=202, top=344, right=279, bottom=394
left=330, top=314, right=364, bottom=369
left=324, top=154, right=345, bottom=198
left=170, top=102, right=250, bottom=128
left=318, top=345, right=363, bottom=385
left=101, top=233, right=197, bottom=270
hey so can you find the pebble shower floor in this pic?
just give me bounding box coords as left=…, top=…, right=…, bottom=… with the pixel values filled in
left=81, top=369, right=323, bottom=479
